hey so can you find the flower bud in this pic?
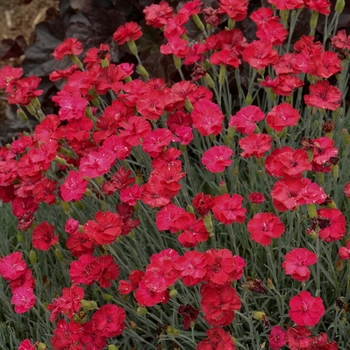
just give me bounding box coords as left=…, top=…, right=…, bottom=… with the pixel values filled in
left=335, top=0, right=345, bottom=14
left=127, top=39, right=138, bottom=56
left=219, top=64, right=226, bottom=85
left=306, top=204, right=317, bottom=218
left=203, top=214, right=213, bottom=233
left=310, top=11, right=319, bottom=32
left=102, top=293, right=114, bottom=301
left=16, top=108, right=28, bottom=122
left=61, top=201, right=70, bottom=214
left=37, top=343, right=47, bottom=350
left=192, top=14, right=205, bottom=31
left=252, top=311, right=266, bottom=321
left=166, top=326, right=180, bottom=337
left=26, top=103, right=36, bottom=116
left=80, top=299, right=98, bottom=310
left=204, top=72, right=215, bottom=89
left=137, top=307, right=148, bottom=315
left=68, top=54, right=84, bottom=69
left=107, top=345, right=119, bottom=350
left=17, top=232, right=24, bottom=243
left=136, top=64, right=149, bottom=80
left=169, top=288, right=178, bottom=299
left=185, top=98, right=194, bottom=112
left=55, top=248, right=64, bottom=262
left=342, top=129, right=350, bottom=145
left=173, top=55, right=182, bottom=70
left=29, top=250, right=37, bottom=264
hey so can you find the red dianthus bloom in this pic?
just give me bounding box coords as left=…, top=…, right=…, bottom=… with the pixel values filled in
left=32, top=221, right=59, bottom=251
left=202, top=146, right=233, bottom=173
left=113, top=22, right=142, bottom=45
left=289, top=291, right=325, bottom=327
left=52, top=38, right=83, bottom=60
left=239, top=133, right=273, bottom=158
left=282, top=248, right=317, bottom=282
left=247, top=212, right=285, bottom=246
left=266, top=103, right=300, bottom=132
left=212, top=193, right=246, bottom=225
left=269, top=325, right=286, bottom=350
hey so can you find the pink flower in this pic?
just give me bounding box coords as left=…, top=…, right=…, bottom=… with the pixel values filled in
left=212, top=193, right=246, bottom=225
left=289, top=291, right=325, bottom=327
left=11, top=287, right=36, bottom=314
left=18, top=339, right=39, bottom=350
left=268, top=325, right=286, bottom=350
left=60, top=171, right=88, bottom=202
left=247, top=212, right=285, bottom=246
left=202, top=146, right=233, bottom=173
left=266, top=103, right=300, bottom=132
left=282, top=248, right=317, bottom=282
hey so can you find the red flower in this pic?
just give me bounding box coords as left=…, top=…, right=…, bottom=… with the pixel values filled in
left=218, top=0, right=249, bottom=21
left=229, top=105, right=265, bottom=134
left=268, top=325, right=286, bottom=350
left=261, top=75, right=304, bottom=96
left=0, top=65, right=22, bottom=91
left=48, top=284, right=84, bottom=321
left=304, top=81, right=342, bottom=111
left=113, top=22, right=142, bottom=45
left=282, top=248, right=317, bottom=282
left=134, top=279, right=170, bottom=306
left=60, top=171, right=88, bottom=202
left=331, top=30, right=350, bottom=50
left=212, top=193, right=246, bottom=225
left=32, top=221, right=59, bottom=251
left=52, top=38, right=83, bottom=60
left=69, top=254, right=100, bottom=285
left=51, top=319, right=83, bottom=350
left=248, top=192, right=265, bottom=204
left=143, top=1, right=174, bottom=28
left=178, top=304, right=199, bottom=330
left=192, top=192, right=215, bottom=216
left=200, top=283, right=241, bottom=326
left=267, top=0, right=303, bottom=9
left=119, top=270, right=145, bottom=295
left=338, top=241, right=350, bottom=260
left=79, top=150, right=116, bottom=178
left=192, top=99, right=224, bottom=136
left=239, top=133, right=273, bottom=158
left=7, top=76, right=43, bottom=106
left=210, top=49, right=241, bottom=68
left=266, top=103, right=300, bottom=132
left=202, top=146, right=233, bottom=173
left=0, top=252, right=27, bottom=281
left=289, top=291, right=325, bottom=327
left=142, top=128, right=173, bottom=158
left=52, top=90, right=88, bottom=121
left=344, top=182, right=350, bottom=198
left=174, top=250, right=207, bottom=286
left=265, top=146, right=311, bottom=178
left=304, top=0, right=331, bottom=15
left=256, top=19, right=288, bottom=46
left=316, top=208, right=346, bottom=243
left=178, top=218, right=209, bottom=248
left=197, top=327, right=236, bottom=349
left=204, top=249, right=246, bottom=284
left=242, top=40, right=278, bottom=70
left=285, top=326, right=313, bottom=350
left=160, top=36, right=189, bottom=58
left=18, top=339, right=39, bottom=350
left=11, top=287, right=36, bottom=314
left=247, top=213, right=285, bottom=246
left=83, top=211, right=123, bottom=246
left=91, top=304, right=126, bottom=337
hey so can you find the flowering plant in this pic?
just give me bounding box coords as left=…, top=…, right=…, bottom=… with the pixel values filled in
left=0, top=0, right=350, bottom=349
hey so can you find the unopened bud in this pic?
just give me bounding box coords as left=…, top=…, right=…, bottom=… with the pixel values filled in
left=29, top=250, right=37, bottom=264
left=186, top=205, right=195, bottom=214
left=192, top=14, right=205, bottom=31
left=127, top=39, right=138, bottom=56
left=137, top=307, right=148, bottom=315
left=16, top=109, right=28, bottom=122
left=252, top=311, right=266, bottom=321
left=218, top=64, right=226, bottom=85
left=55, top=248, right=64, bottom=261
left=136, top=64, right=149, bottom=80
left=335, top=0, right=345, bottom=14
left=203, top=214, right=213, bottom=233
left=26, top=103, right=36, bottom=116
left=102, top=293, right=114, bottom=301
left=37, top=343, right=47, bottom=350
left=17, top=232, right=24, bottom=243
left=80, top=299, right=98, bottom=310
left=185, top=98, right=193, bottom=112
left=306, top=204, right=317, bottom=218
left=173, top=55, right=182, bottom=70
left=166, top=326, right=180, bottom=337
left=107, top=345, right=119, bottom=350
left=245, top=94, right=253, bottom=105
left=169, top=288, right=178, bottom=298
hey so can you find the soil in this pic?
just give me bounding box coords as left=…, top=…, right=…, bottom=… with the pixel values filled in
left=0, top=0, right=58, bottom=144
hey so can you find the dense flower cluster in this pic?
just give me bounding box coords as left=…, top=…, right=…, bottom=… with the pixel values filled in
left=0, top=0, right=348, bottom=349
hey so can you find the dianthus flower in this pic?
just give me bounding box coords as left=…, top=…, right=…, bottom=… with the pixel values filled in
left=134, top=279, right=170, bottom=306
left=200, top=283, right=241, bottom=326
left=202, top=146, right=233, bottom=173
left=52, top=38, right=83, bottom=60
left=269, top=325, right=286, bottom=350
left=47, top=284, right=84, bottom=321
left=60, top=170, right=88, bottom=202
left=261, top=75, right=304, bottom=96
left=304, top=0, right=331, bottom=15
left=304, top=80, right=342, bottom=111
left=142, top=128, right=173, bottom=158
left=18, top=339, right=39, bottom=350
left=113, top=22, right=142, bottom=45
left=256, top=19, right=288, bottom=46
left=218, top=0, right=249, bottom=21
left=192, top=192, right=215, bottom=216
left=7, top=77, right=43, bottom=106
left=242, top=40, right=278, bottom=70
left=192, top=99, right=224, bottom=136
left=79, top=150, right=116, bottom=178
left=267, top=0, right=304, bottom=10
left=32, top=221, right=59, bottom=251
left=248, top=192, right=265, bottom=204
left=265, top=147, right=311, bottom=178
left=91, top=304, right=126, bottom=337
left=119, top=270, right=145, bottom=295
left=0, top=252, right=27, bottom=281
left=316, top=208, right=346, bottom=243
left=160, top=36, right=189, bottom=58
left=289, top=291, right=325, bottom=327
left=197, top=327, right=236, bottom=350
left=331, top=30, right=350, bottom=50
left=229, top=105, right=265, bottom=134
left=83, top=211, right=123, bottom=246
left=266, top=103, right=300, bottom=132
left=69, top=254, right=100, bottom=285
left=239, top=133, right=273, bottom=158
left=285, top=326, right=313, bottom=350
left=212, top=193, right=246, bottom=225
left=204, top=249, right=245, bottom=284
left=51, top=319, right=84, bottom=349
left=282, top=248, right=317, bottom=282
left=178, top=304, right=199, bottom=331
left=143, top=1, right=174, bottom=28
left=247, top=212, right=285, bottom=246
left=11, top=287, right=36, bottom=314
left=338, top=241, right=350, bottom=260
